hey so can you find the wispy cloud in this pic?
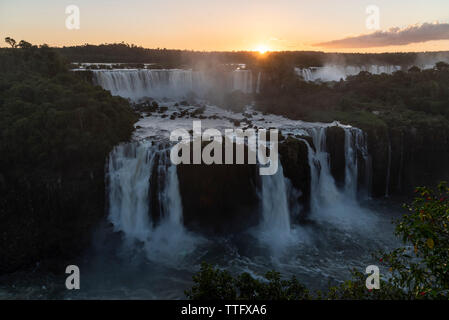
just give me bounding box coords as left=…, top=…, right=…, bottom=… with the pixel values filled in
left=314, top=22, right=449, bottom=48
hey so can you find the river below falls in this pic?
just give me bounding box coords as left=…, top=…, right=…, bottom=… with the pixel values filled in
left=0, top=198, right=404, bottom=300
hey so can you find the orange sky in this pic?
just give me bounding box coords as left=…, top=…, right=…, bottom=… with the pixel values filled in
left=1, top=0, right=449, bottom=52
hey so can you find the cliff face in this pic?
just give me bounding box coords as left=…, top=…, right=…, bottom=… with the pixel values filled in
left=326, top=127, right=346, bottom=189
left=176, top=122, right=449, bottom=234
left=176, top=141, right=260, bottom=234
left=278, top=137, right=311, bottom=215
left=364, top=121, right=449, bottom=197
left=176, top=137, right=312, bottom=233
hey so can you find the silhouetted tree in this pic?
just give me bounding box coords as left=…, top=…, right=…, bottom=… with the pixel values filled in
left=408, top=66, right=421, bottom=73
left=17, top=40, right=32, bottom=49
left=5, top=37, right=16, bottom=48
left=435, top=61, right=449, bottom=71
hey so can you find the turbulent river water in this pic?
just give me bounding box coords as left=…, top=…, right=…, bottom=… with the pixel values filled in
left=0, top=68, right=404, bottom=299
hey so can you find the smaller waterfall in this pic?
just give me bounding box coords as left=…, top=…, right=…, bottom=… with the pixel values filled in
left=299, top=125, right=375, bottom=228
left=256, top=72, right=262, bottom=94
left=154, top=149, right=183, bottom=226
left=306, top=127, right=342, bottom=211
left=295, top=65, right=402, bottom=82
left=258, top=162, right=303, bottom=250
left=343, top=127, right=370, bottom=199
left=107, top=140, right=198, bottom=262
left=93, top=68, right=260, bottom=100
left=344, top=129, right=358, bottom=198
left=260, top=163, right=291, bottom=234
left=232, top=70, right=253, bottom=94
left=93, top=69, right=206, bottom=100
left=107, top=142, right=154, bottom=242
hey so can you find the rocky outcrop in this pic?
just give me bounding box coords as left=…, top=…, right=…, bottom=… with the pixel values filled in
left=363, top=120, right=449, bottom=197
left=278, top=137, right=311, bottom=215
left=177, top=142, right=260, bottom=234
left=326, top=126, right=346, bottom=189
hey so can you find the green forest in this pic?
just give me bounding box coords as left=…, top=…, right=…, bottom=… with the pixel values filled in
left=0, top=43, right=137, bottom=273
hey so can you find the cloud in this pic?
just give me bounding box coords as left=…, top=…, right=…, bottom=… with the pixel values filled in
left=314, top=22, right=449, bottom=48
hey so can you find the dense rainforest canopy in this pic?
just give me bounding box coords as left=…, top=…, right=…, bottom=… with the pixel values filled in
left=256, top=56, right=449, bottom=126
left=0, top=43, right=137, bottom=273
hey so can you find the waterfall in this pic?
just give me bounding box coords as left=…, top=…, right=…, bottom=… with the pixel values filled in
left=297, top=125, right=374, bottom=227
left=397, top=133, right=404, bottom=192
left=256, top=72, right=261, bottom=94
left=107, top=141, right=154, bottom=242
left=295, top=65, right=402, bottom=82
left=232, top=70, right=253, bottom=94
left=304, top=127, right=342, bottom=212
left=107, top=140, right=196, bottom=261
left=294, top=67, right=313, bottom=81
left=344, top=128, right=358, bottom=198
left=260, top=163, right=291, bottom=234
left=343, top=127, right=370, bottom=199
left=154, top=150, right=183, bottom=225
left=93, top=68, right=259, bottom=100
left=93, top=69, right=207, bottom=100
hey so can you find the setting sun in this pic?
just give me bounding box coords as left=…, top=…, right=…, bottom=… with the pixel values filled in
left=255, top=44, right=269, bottom=54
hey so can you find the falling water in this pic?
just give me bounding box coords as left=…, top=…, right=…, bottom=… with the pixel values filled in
left=93, top=69, right=259, bottom=100
left=256, top=72, right=262, bottom=94
left=295, top=65, right=402, bottom=82
left=259, top=163, right=291, bottom=234
left=343, top=127, right=370, bottom=198
left=344, top=128, right=359, bottom=198
left=107, top=141, right=154, bottom=242
left=107, top=140, right=197, bottom=262
left=306, top=127, right=343, bottom=211
left=232, top=70, right=253, bottom=94
left=297, top=125, right=375, bottom=228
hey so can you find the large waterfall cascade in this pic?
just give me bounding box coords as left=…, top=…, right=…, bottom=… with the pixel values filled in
left=93, top=68, right=261, bottom=100
left=107, top=118, right=373, bottom=245
left=95, top=60, right=377, bottom=253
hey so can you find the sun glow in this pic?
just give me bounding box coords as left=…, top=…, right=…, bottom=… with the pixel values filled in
left=255, top=44, right=269, bottom=54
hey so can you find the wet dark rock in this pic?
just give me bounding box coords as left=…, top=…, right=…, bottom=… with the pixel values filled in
left=177, top=142, right=260, bottom=234
left=278, top=137, right=311, bottom=215
left=231, top=119, right=240, bottom=127
left=326, top=126, right=346, bottom=189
